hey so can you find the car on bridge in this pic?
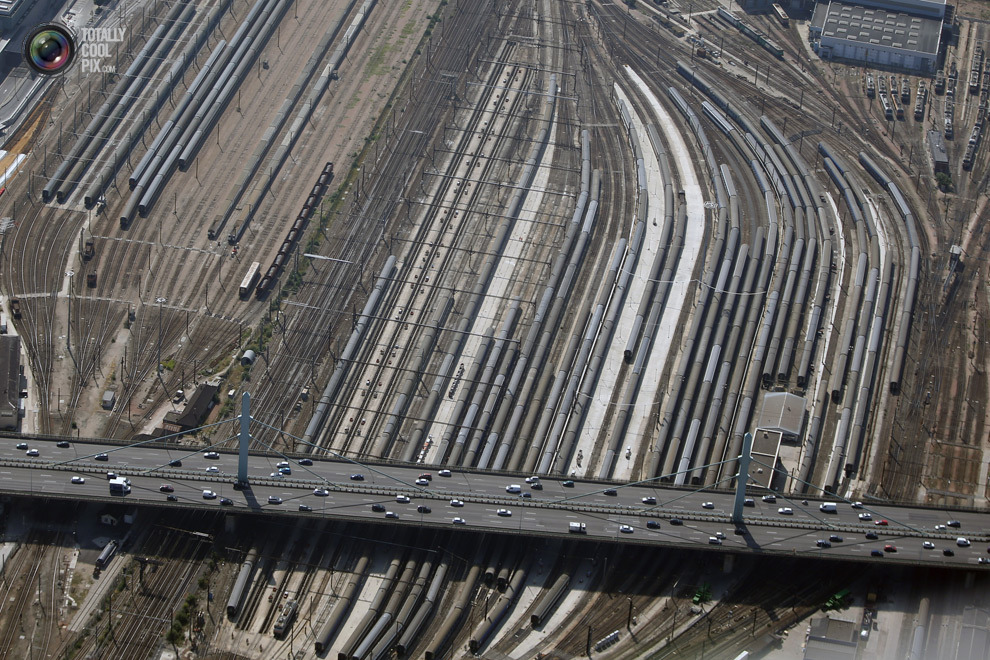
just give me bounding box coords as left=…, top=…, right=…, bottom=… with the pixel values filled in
left=166, top=495, right=178, bottom=502
left=943, top=548, right=955, bottom=556
left=438, top=469, right=452, bottom=477
left=858, top=512, right=872, bottom=521
left=313, top=488, right=330, bottom=496
left=923, top=541, right=935, bottom=549
left=160, top=484, right=174, bottom=492
left=268, top=496, right=282, bottom=505
left=604, top=489, right=618, bottom=496
left=57, top=441, right=70, bottom=448
left=371, top=504, right=386, bottom=512
left=619, top=525, right=634, bottom=534
left=202, top=490, right=217, bottom=499
left=865, top=531, right=879, bottom=540
left=15, top=442, right=27, bottom=450
left=452, top=517, right=465, bottom=525
left=884, top=544, right=897, bottom=553
left=417, top=505, right=432, bottom=514
left=709, top=537, right=722, bottom=545
left=385, top=511, right=399, bottom=519
left=298, top=458, right=313, bottom=466
left=948, top=520, right=962, bottom=528
left=875, top=519, right=889, bottom=526
left=415, top=478, right=430, bottom=486
left=396, top=495, right=411, bottom=504
left=220, top=498, right=233, bottom=506
left=871, top=550, right=884, bottom=557
left=450, top=499, right=464, bottom=507
left=957, top=538, right=971, bottom=547
left=762, top=494, right=776, bottom=503
left=26, top=449, right=39, bottom=457
left=204, top=451, right=220, bottom=460
left=71, top=476, right=85, bottom=484
left=350, top=474, right=364, bottom=481
left=777, top=507, right=793, bottom=515
left=96, top=453, right=108, bottom=461
left=816, top=539, right=832, bottom=548
left=829, top=535, right=843, bottom=543
left=298, top=504, right=312, bottom=512
left=647, top=520, right=661, bottom=529
left=206, top=466, right=219, bottom=474
left=670, top=518, right=683, bottom=525
left=497, top=509, right=512, bottom=517
left=562, top=480, right=574, bottom=487
left=702, top=502, right=714, bottom=509
left=168, top=459, right=182, bottom=467
left=642, top=496, right=657, bottom=505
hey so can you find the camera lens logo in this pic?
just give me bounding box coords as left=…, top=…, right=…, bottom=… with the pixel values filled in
left=23, top=24, right=76, bottom=76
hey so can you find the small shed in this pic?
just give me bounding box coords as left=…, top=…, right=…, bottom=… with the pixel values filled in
left=101, top=390, right=116, bottom=410
left=928, top=130, right=949, bottom=173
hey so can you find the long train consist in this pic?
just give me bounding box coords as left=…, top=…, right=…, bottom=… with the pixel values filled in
left=254, top=161, right=334, bottom=298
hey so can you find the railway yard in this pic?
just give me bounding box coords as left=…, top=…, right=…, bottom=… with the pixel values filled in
left=2, top=0, right=990, bottom=657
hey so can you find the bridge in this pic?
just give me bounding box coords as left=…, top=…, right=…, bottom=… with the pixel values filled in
left=3, top=395, right=988, bottom=568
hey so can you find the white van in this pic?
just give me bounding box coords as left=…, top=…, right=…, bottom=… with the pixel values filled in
left=819, top=503, right=838, bottom=513
left=505, top=484, right=522, bottom=494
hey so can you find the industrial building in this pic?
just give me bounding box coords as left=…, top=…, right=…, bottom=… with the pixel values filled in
left=0, top=335, right=21, bottom=430
left=810, top=0, right=946, bottom=72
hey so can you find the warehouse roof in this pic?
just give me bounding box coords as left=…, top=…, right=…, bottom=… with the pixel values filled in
left=818, top=0, right=942, bottom=55
left=756, top=392, right=806, bottom=437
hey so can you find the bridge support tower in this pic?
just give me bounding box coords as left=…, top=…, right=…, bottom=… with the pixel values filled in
left=731, top=432, right=754, bottom=525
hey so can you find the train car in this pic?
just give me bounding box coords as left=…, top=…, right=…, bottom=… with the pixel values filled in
left=273, top=599, right=298, bottom=638
left=96, top=540, right=119, bottom=569
left=772, top=3, right=789, bottom=27
left=239, top=262, right=261, bottom=299
left=866, top=74, right=875, bottom=98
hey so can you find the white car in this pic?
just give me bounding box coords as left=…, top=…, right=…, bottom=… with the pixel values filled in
left=957, top=537, right=971, bottom=547
left=202, top=490, right=217, bottom=499
left=415, top=478, right=430, bottom=486
left=385, top=511, right=399, bottom=519
left=450, top=499, right=464, bottom=507
left=71, top=476, right=85, bottom=484
left=777, top=507, right=793, bottom=515
left=452, top=517, right=466, bottom=525
left=26, top=448, right=39, bottom=457
left=396, top=495, right=411, bottom=504
left=203, top=451, right=220, bottom=459
left=438, top=469, right=452, bottom=477
left=709, top=537, right=723, bottom=545
left=702, top=502, right=715, bottom=509
left=934, top=524, right=947, bottom=531
left=851, top=501, right=864, bottom=509
left=497, top=508, right=512, bottom=517
left=762, top=494, right=777, bottom=503
left=313, top=488, right=330, bottom=496
left=619, top=525, right=634, bottom=534
left=206, top=466, right=219, bottom=473
left=923, top=541, right=935, bottom=549
left=859, top=512, right=872, bottom=521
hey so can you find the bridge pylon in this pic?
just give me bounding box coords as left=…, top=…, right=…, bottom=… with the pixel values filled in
left=238, top=393, right=250, bottom=485
left=731, top=432, right=753, bottom=525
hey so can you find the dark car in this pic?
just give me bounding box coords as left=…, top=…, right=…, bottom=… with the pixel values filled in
left=168, top=459, right=182, bottom=467
left=603, top=488, right=617, bottom=496
left=943, top=548, right=955, bottom=556
left=816, top=539, right=832, bottom=548
left=416, top=505, right=432, bottom=514
left=219, top=498, right=234, bottom=506
left=562, top=480, right=575, bottom=488
left=371, top=503, right=386, bottom=513
left=670, top=518, right=683, bottom=526
left=57, top=441, right=70, bottom=448
left=95, top=453, right=109, bottom=461
left=166, top=495, right=178, bottom=502
left=734, top=527, right=746, bottom=536
left=350, top=474, right=365, bottom=481
left=298, top=504, right=312, bottom=512
left=871, top=550, right=884, bottom=557
left=298, top=458, right=313, bottom=466
left=865, top=531, right=879, bottom=540
left=947, top=520, right=962, bottom=528
left=530, top=482, right=543, bottom=490
left=829, top=535, right=844, bottom=543
left=647, top=520, right=661, bottom=529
